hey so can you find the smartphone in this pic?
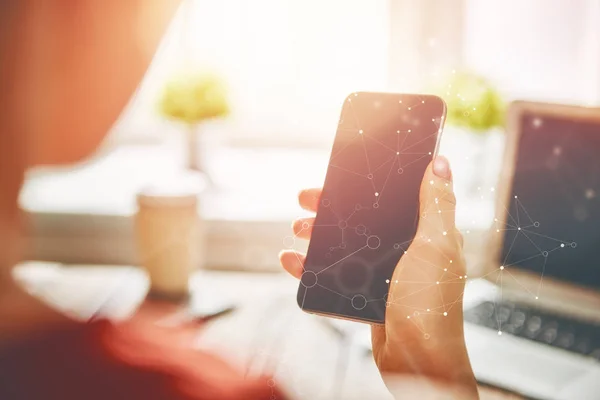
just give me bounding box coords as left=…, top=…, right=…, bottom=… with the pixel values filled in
left=297, top=92, right=446, bottom=324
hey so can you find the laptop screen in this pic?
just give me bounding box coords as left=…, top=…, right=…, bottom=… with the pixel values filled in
left=500, top=111, right=600, bottom=291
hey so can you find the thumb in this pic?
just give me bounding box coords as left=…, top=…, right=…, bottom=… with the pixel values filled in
left=415, top=156, right=456, bottom=240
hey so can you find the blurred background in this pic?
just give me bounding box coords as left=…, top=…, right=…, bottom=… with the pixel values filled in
left=19, top=0, right=600, bottom=272
left=12, top=1, right=600, bottom=398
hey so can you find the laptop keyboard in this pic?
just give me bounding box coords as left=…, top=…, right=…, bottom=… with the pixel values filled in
left=464, top=301, right=600, bottom=361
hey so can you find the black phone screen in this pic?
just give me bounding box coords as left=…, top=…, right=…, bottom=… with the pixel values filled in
left=298, top=92, right=446, bottom=324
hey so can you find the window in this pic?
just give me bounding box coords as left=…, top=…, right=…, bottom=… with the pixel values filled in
left=112, top=0, right=392, bottom=148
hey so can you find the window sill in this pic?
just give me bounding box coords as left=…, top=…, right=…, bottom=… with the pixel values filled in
left=20, top=142, right=494, bottom=272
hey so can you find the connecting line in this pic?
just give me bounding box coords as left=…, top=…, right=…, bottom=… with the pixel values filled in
left=316, top=245, right=368, bottom=275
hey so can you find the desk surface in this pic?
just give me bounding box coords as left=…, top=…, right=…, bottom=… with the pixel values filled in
left=14, top=262, right=522, bottom=400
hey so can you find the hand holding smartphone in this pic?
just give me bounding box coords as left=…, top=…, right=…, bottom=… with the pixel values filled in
left=297, top=92, right=447, bottom=324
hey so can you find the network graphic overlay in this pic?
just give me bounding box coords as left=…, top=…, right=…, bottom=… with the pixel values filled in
left=288, top=92, right=445, bottom=323
left=469, top=112, right=600, bottom=336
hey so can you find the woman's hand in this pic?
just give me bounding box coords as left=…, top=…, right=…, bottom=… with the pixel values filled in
left=279, top=156, right=478, bottom=398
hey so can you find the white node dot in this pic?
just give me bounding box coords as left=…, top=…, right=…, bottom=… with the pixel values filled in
left=428, top=239, right=432, bottom=242
left=500, top=265, right=504, bottom=270
left=464, top=275, right=468, bottom=279
left=359, top=129, right=363, bottom=134
left=396, top=151, right=400, bottom=155
left=498, top=331, right=503, bottom=336
left=426, top=308, right=430, bottom=312
left=515, top=195, right=518, bottom=199
left=406, top=316, right=410, bottom=319
left=429, top=180, right=434, bottom=185
left=399, top=100, right=402, bottom=103
left=397, top=130, right=400, bottom=133
left=491, top=187, right=495, bottom=192
left=459, top=276, right=463, bottom=279
left=438, top=210, right=441, bottom=214
left=404, top=251, right=407, bottom=254
left=443, top=312, right=448, bottom=316
left=422, top=100, right=425, bottom=103
left=496, top=229, right=500, bottom=232
left=408, top=129, right=412, bottom=133
left=375, top=192, right=379, bottom=197
left=385, top=279, right=390, bottom=283
left=535, top=296, right=539, bottom=299
left=443, top=268, right=447, bottom=272
left=518, top=227, right=521, bottom=230
left=442, top=231, right=447, bottom=236
left=436, top=281, right=440, bottom=285
left=408, top=107, right=412, bottom=110
left=428, top=152, right=432, bottom=155
left=561, top=243, right=565, bottom=248
left=449, top=260, right=453, bottom=263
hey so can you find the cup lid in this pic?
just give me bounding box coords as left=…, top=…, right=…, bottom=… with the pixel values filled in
left=137, top=171, right=207, bottom=208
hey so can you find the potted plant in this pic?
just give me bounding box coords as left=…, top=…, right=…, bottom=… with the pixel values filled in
left=159, top=71, right=229, bottom=177
left=435, top=70, right=507, bottom=194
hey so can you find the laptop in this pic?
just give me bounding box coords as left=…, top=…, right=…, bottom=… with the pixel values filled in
left=463, top=101, right=600, bottom=400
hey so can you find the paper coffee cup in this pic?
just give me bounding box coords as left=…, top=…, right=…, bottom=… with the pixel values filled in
left=134, top=173, right=206, bottom=302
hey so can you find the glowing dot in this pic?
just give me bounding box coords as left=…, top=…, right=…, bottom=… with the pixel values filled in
left=473, top=107, right=477, bottom=111
left=514, top=195, right=518, bottom=199
left=408, top=129, right=412, bottom=132
left=427, top=308, right=430, bottom=312
left=438, top=210, right=441, bottom=214
left=404, top=251, right=407, bottom=254
left=561, top=243, right=565, bottom=248
left=395, top=280, right=399, bottom=283
left=428, top=152, right=432, bottom=155
left=396, top=151, right=400, bottom=155
left=449, top=260, right=453, bottom=263
left=428, top=239, right=432, bottom=242
left=498, top=331, right=503, bottom=336
left=408, top=107, right=412, bottom=110
left=432, top=118, right=435, bottom=122
left=430, top=180, right=434, bottom=185
left=518, top=227, right=521, bottom=230
left=444, top=268, right=447, bottom=272
left=535, top=296, right=539, bottom=299
left=443, top=231, right=447, bottom=236
left=359, top=130, right=363, bottom=134
left=386, top=279, right=390, bottom=283
left=436, top=281, right=440, bottom=285
left=496, top=229, right=500, bottom=232
left=585, top=189, right=596, bottom=199
left=464, top=275, right=467, bottom=279
left=500, top=265, right=504, bottom=270
left=466, top=230, right=470, bottom=234
left=494, top=218, right=498, bottom=222
left=406, top=316, right=410, bottom=319
left=491, top=187, right=495, bottom=192
left=443, top=312, right=448, bottom=316
left=354, top=93, right=358, bottom=96
left=399, top=100, right=402, bottom=103
left=375, top=192, right=379, bottom=197
left=459, top=276, right=463, bottom=279
left=397, top=130, right=400, bottom=133
left=533, top=118, right=542, bottom=127
left=422, top=100, right=425, bottom=103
